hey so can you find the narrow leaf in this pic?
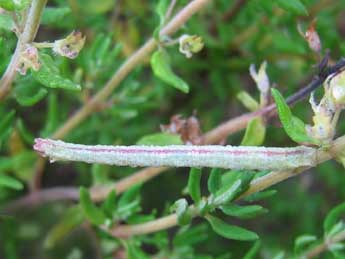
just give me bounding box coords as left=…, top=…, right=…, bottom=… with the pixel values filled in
left=0, top=110, right=15, bottom=145
left=324, top=203, right=345, bottom=234
left=213, top=179, right=242, bottom=206
left=206, top=215, right=258, bottom=241
left=136, top=133, right=182, bottom=146
left=32, top=53, right=81, bottom=91
left=0, top=0, right=30, bottom=11
left=244, top=189, right=277, bottom=202
left=101, top=190, right=117, bottom=218
left=294, top=234, right=317, bottom=254
left=241, top=118, right=266, bottom=146
left=14, top=82, right=48, bottom=106
left=271, top=88, right=314, bottom=144
left=0, top=174, right=23, bottom=190
left=151, top=50, right=189, bottom=93
left=208, top=168, right=222, bottom=194
left=188, top=168, right=202, bottom=204
left=244, top=240, right=261, bottom=259
left=220, top=204, right=268, bottom=219
left=79, top=187, right=106, bottom=225
left=276, top=0, right=308, bottom=16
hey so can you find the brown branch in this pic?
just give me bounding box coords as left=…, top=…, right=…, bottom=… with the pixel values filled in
left=109, top=135, right=345, bottom=237
left=15, top=56, right=345, bottom=209
left=304, top=230, right=345, bottom=258
left=0, top=0, right=47, bottom=100
left=31, top=0, right=212, bottom=190
left=51, top=0, right=212, bottom=140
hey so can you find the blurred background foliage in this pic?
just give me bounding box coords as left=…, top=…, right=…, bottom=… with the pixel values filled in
left=1, top=0, right=345, bottom=258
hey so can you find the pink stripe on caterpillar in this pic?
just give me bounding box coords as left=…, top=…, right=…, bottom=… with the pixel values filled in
left=33, top=138, right=318, bottom=170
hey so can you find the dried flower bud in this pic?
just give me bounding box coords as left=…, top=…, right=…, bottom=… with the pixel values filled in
left=16, top=44, right=40, bottom=75
left=299, top=19, right=322, bottom=53
left=178, top=34, right=204, bottom=58
left=160, top=113, right=203, bottom=145
left=249, top=61, right=270, bottom=94
left=53, top=30, right=85, bottom=59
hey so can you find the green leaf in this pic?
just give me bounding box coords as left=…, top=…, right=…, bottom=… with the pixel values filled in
left=136, top=133, right=182, bottom=146
left=41, top=93, right=58, bottom=137
left=44, top=206, right=84, bottom=249
left=0, top=174, right=23, bottom=190
left=0, top=110, right=15, bottom=146
left=271, top=88, right=314, bottom=144
left=324, top=203, right=345, bottom=234
left=188, top=168, right=202, bottom=204
left=41, top=7, right=71, bottom=25
left=153, top=0, right=169, bottom=39
left=272, top=251, right=285, bottom=259
left=206, top=215, right=258, bottom=241
left=151, top=50, right=189, bottom=93
left=173, top=224, right=209, bottom=247
left=125, top=240, right=151, bottom=259
left=244, top=189, right=277, bottom=202
left=237, top=91, right=259, bottom=112
left=16, top=119, right=34, bottom=145
left=294, top=234, right=317, bottom=254
left=14, top=80, right=48, bottom=106
left=32, top=53, right=81, bottom=91
left=79, top=187, right=106, bottom=225
left=243, top=240, right=261, bottom=259
left=219, top=171, right=255, bottom=202
left=0, top=13, right=14, bottom=31
left=117, top=185, right=141, bottom=219
left=213, top=179, right=242, bottom=206
left=241, top=117, right=266, bottom=146
left=220, top=204, right=267, bottom=219
left=276, top=0, right=308, bottom=16
left=0, top=0, right=30, bottom=11
left=101, top=190, right=117, bottom=218
left=208, top=168, right=222, bottom=194
left=171, top=199, right=192, bottom=226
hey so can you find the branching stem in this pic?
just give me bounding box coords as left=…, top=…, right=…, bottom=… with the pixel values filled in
left=108, top=136, right=345, bottom=237
left=0, top=0, right=47, bottom=100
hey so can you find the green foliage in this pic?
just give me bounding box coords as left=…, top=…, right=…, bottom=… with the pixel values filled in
left=208, top=168, right=222, bottom=195
left=0, top=174, right=23, bottom=190
left=220, top=204, right=268, bottom=219
left=2, top=0, right=345, bottom=258
left=79, top=187, right=106, bottom=225
left=151, top=50, right=189, bottom=93
left=136, top=133, right=182, bottom=145
left=0, top=0, right=30, bottom=11
left=241, top=117, right=266, bottom=146
left=275, top=0, right=308, bottom=16
left=32, top=53, right=81, bottom=91
left=271, top=88, right=315, bottom=144
left=324, top=203, right=345, bottom=236
left=187, top=168, right=202, bottom=204
left=205, top=215, right=258, bottom=241
left=171, top=198, right=192, bottom=226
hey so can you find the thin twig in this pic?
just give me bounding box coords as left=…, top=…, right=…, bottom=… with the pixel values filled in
left=108, top=135, right=345, bottom=237
left=22, top=56, right=345, bottom=205
left=51, top=0, right=212, bottom=140
left=31, top=0, right=212, bottom=190
left=304, top=230, right=345, bottom=258
left=0, top=0, right=47, bottom=100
